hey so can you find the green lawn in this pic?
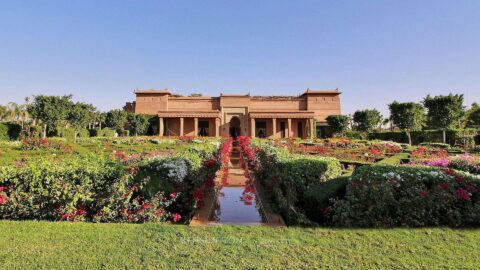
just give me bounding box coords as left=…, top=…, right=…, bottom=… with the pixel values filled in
left=0, top=221, right=479, bottom=269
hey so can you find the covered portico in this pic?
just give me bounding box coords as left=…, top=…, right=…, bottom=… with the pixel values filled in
left=249, top=111, right=315, bottom=139
left=158, top=110, right=221, bottom=137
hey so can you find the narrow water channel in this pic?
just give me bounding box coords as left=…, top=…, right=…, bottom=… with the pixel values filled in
left=209, top=145, right=265, bottom=225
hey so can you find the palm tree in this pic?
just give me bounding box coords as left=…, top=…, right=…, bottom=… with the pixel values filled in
left=5, top=102, right=20, bottom=122
left=0, top=105, right=6, bottom=121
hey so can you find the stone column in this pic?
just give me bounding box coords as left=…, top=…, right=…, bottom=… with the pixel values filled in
left=309, top=118, right=314, bottom=139
left=287, top=118, right=292, bottom=138
left=159, top=117, right=164, bottom=137
left=180, top=117, right=184, bottom=136
left=272, top=118, right=277, bottom=139
left=215, top=118, right=220, bottom=137
left=194, top=117, right=198, bottom=137
left=250, top=118, right=256, bottom=138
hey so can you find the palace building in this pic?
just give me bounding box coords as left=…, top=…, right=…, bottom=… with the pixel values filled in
left=124, top=88, right=341, bottom=138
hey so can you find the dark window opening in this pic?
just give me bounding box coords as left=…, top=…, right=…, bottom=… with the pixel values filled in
left=199, top=120, right=209, bottom=136
left=280, top=122, right=286, bottom=138
left=297, top=122, right=303, bottom=138
left=256, top=121, right=267, bottom=138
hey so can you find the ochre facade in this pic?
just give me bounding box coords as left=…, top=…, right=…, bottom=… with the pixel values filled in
left=124, top=88, right=341, bottom=138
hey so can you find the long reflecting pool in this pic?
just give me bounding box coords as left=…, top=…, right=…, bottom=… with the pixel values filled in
left=209, top=186, right=265, bottom=225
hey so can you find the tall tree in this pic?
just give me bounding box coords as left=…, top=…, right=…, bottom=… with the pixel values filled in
left=326, top=115, right=351, bottom=136
left=464, top=103, right=480, bottom=128
left=127, top=113, right=150, bottom=136
left=423, top=94, right=465, bottom=143
left=389, top=101, right=426, bottom=145
left=105, top=109, right=128, bottom=132
left=27, top=95, right=73, bottom=138
left=352, top=109, right=383, bottom=133
left=68, top=102, right=96, bottom=142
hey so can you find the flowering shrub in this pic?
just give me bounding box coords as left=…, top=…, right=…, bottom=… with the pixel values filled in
left=411, top=154, right=480, bottom=175
left=411, top=146, right=448, bottom=160
left=21, top=137, right=72, bottom=153
left=332, top=165, right=480, bottom=227
left=218, top=138, right=232, bottom=186
left=0, top=142, right=220, bottom=224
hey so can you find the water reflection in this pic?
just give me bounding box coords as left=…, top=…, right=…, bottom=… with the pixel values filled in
left=210, top=186, right=264, bottom=225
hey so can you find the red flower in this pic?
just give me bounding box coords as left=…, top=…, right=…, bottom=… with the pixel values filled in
left=193, top=188, right=204, bottom=202
left=141, top=202, right=152, bottom=210
left=0, top=194, right=8, bottom=205
left=155, top=209, right=165, bottom=216
left=78, top=205, right=87, bottom=216
left=203, top=178, right=214, bottom=188
left=130, top=185, right=139, bottom=193
left=439, top=182, right=450, bottom=190
left=169, top=193, right=177, bottom=199
left=203, top=158, right=217, bottom=169
left=455, top=175, right=467, bottom=184
left=173, top=213, right=181, bottom=223
left=420, top=191, right=429, bottom=198
left=455, top=188, right=472, bottom=201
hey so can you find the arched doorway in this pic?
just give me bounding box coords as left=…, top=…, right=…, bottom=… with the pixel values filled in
left=229, top=116, right=241, bottom=138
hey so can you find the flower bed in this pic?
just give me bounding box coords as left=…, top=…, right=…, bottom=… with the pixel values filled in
left=332, top=165, right=480, bottom=227
left=290, top=140, right=402, bottom=163
left=0, top=142, right=220, bottom=224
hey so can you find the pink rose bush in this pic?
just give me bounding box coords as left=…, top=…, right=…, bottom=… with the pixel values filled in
left=332, top=165, right=480, bottom=227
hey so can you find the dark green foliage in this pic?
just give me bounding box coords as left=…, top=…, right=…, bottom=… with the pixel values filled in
left=423, top=94, right=465, bottom=143
left=464, top=103, right=480, bottom=128
left=303, top=176, right=350, bottom=224
left=0, top=122, right=22, bottom=141
left=326, top=115, right=351, bottom=135
left=105, top=109, right=128, bottom=133
left=127, top=113, right=151, bottom=136
left=27, top=95, right=74, bottom=136
left=68, top=102, right=96, bottom=141
left=254, top=145, right=341, bottom=225
left=369, top=129, right=478, bottom=146
left=389, top=101, right=426, bottom=145
left=353, top=109, right=383, bottom=132
left=332, top=165, right=480, bottom=227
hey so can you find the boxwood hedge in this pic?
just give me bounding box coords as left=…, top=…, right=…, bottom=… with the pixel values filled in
left=254, top=145, right=341, bottom=225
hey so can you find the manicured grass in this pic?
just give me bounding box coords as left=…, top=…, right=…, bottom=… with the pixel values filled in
left=0, top=221, right=479, bottom=269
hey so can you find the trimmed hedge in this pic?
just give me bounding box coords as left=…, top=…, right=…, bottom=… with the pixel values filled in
left=0, top=123, right=21, bottom=141
left=303, top=175, right=350, bottom=224
left=91, top=128, right=116, bottom=138
left=369, top=129, right=478, bottom=146
left=419, top=142, right=450, bottom=149
left=332, top=165, right=480, bottom=227
left=254, top=145, right=342, bottom=225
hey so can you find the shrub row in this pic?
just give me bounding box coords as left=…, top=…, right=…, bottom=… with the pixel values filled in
left=254, top=144, right=341, bottom=225
left=0, top=123, right=21, bottom=141
left=331, top=165, right=480, bottom=227
left=369, top=129, right=478, bottom=146
left=90, top=128, right=116, bottom=138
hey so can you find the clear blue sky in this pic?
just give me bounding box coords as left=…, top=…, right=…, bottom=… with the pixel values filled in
left=1, top=0, right=479, bottom=116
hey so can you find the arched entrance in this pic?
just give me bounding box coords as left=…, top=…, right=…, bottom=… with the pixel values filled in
left=229, top=116, right=241, bottom=138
